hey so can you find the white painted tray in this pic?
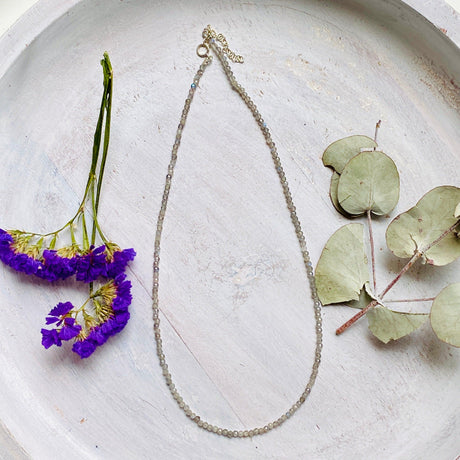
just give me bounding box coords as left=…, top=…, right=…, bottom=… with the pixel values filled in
left=0, top=0, right=459, bottom=458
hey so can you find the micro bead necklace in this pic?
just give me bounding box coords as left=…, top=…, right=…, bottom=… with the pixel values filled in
left=152, top=25, right=323, bottom=438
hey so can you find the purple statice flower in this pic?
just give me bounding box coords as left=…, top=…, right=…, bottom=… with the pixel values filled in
left=8, top=252, right=42, bottom=275
left=72, top=274, right=132, bottom=359
left=58, top=317, right=81, bottom=340
left=0, top=229, right=13, bottom=261
left=0, top=229, right=47, bottom=277
left=105, top=247, right=136, bottom=278
left=48, top=301, right=74, bottom=318
left=0, top=229, right=43, bottom=276
left=41, top=301, right=81, bottom=349
left=76, top=245, right=107, bottom=283
left=72, top=340, right=96, bottom=358
left=37, top=249, right=78, bottom=282
left=41, top=329, right=62, bottom=349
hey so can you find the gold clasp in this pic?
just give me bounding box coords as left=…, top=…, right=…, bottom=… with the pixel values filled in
left=196, top=43, right=209, bottom=58
left=196, top=25, right=244, bottom=63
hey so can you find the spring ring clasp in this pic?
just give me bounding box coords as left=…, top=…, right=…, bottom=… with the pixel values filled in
left=196, top=43, right=209, bottom=58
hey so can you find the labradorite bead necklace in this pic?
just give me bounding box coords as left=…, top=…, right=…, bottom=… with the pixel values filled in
left=152, top=25, right=323, bottom=438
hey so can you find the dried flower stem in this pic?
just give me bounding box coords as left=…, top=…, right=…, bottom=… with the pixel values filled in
left=91, top=53, right=113, bottom=246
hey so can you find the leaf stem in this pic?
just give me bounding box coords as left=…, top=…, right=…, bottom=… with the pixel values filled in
left=384, top=297, right=436, bottom=303
left=367, top=209, right=377, bottom=293
left=373, top=120, right=381, bottom=147
left=336, top=218, right=460, bottom=335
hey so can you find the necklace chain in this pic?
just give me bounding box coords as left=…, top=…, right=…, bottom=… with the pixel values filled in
left=152, top=26, right=323, bottom=438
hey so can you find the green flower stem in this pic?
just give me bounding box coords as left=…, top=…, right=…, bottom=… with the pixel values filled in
left=91, top=180, right=109, bottom=245
left=336, top=217, right=460, bottom=335
left=81, top=212, right=90, bottom=251
left=91, top=53, right=113, bottom=246
left=15, top=55, right=113, bottom=249
left=70, top=220, right=77, bottom=245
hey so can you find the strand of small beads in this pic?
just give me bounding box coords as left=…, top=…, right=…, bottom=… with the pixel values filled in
left=152, top=26, right=323, bottom=438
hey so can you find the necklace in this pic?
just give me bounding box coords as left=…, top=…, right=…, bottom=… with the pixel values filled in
left=152, top=25, right=323, bottom=438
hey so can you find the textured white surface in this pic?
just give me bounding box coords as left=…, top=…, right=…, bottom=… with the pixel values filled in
left=0, top=0, right=459, bottom=459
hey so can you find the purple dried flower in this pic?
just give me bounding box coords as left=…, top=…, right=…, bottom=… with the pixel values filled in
left=72, top=274, right=132, bottom=359
left=0, top=229, right=43, bottom=276
left=41, top=328, right=62, bottom=349
left=39, top=250, right=78, bottom=281
left=72, top=340, right=96, bottom=359
left=0, top=229, right=13, bottom=259
left=76, top=245, right=107, bottom=283
left=41, top=301, right=81, bottom=349
left=105, top=248, right=136, bottom=278
left=49, top=301, right=74, bottom=317
left=10, top=252, right=41, bottom=275
left=58, top=319, right=81, bottom=341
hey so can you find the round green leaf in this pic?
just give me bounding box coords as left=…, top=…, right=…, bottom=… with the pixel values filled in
left=315, top=223, right=369, bottom=305
left=329, top=171, right=353, bottom=217
left=430, top=283, right=460, bottom=347
left=337, top=151, right=400, bottom=216
left=322, top=135, right=377, bottom=174
left=367, top=306, right=428, bottom=343
left=386, top=186, right=460, bottom=266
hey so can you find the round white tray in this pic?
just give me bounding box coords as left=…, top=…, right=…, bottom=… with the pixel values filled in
left=0, top=1, right=459, bottom=458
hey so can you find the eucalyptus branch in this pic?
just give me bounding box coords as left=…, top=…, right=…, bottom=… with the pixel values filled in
left=336, top=218, right=460, bottom=335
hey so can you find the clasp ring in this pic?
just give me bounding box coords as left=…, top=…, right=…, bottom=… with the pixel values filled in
left=196, top=43, right=209, bottom=58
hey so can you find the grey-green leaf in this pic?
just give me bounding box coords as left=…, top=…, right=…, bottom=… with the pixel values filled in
left=386, top=186, right=460, bottom=266
left=455, top=202, right=460, bottom=218
left=367, top=306, right=428, bottom=343
left=337, top=151, right=400, bottom=216
left=347, top=283, right=376, bottom=309
left=329, top=171, right=353, bottom=217
left=322, top=135, right=377, bottom=174
left=315, top=223, right=369, bottom=305
left=430, top=283, right=460, bottom=347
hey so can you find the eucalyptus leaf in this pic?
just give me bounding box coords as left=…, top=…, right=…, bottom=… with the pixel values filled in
left=315, top=223, right=369, bottom=305
left=347, top=283, right=376, bottom=309
left=329, top=171, right=353, bottom=217
left=430, top=283, right=460, bottom=347
left=367, top=306, right=428, bottom=343
left=322, top=135, right=377, bottom=174
left=386, top=186, right=460, bottom=265
left=455, top=202, right=460, bottom=218
left=337, top=151, right=400, bottom=216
